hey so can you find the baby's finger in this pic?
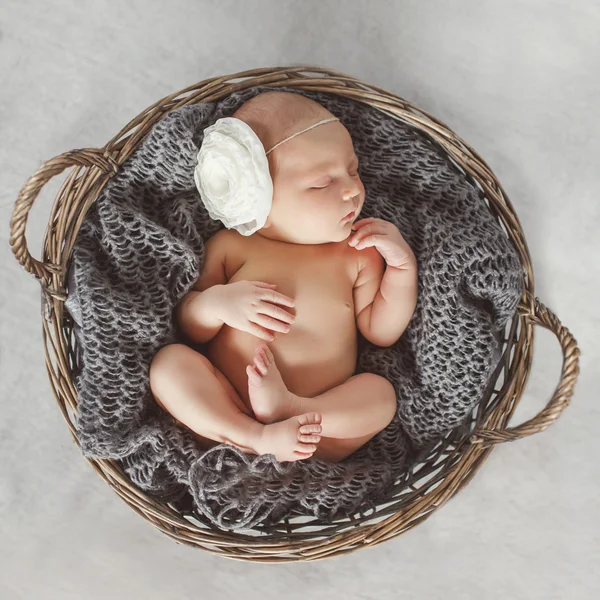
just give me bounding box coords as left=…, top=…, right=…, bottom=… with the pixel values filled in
left=355, top=234, right=384, bottom=250
left=253, top=281, right=278, bottom=288
left=260, top=302, right=296, bottom=324
left=348, top=224, right=373, bottom=244
left=249, top=321, right=276, bottom=342
left=262, top=288, right=295, bottom=307
left=351, top=217, right=375, bottom=229
left=251, top=313, right=290, bottom=333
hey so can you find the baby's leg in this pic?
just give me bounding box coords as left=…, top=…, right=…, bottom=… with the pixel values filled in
left=149, top=344, right=322, bottom=462
left=278, top=375, right=396, bottom=463
left=247, top=345, right=397, bottom=461
left=294, top=373, right=397, bottom=439
left=310, top=432, right=377, bottom=464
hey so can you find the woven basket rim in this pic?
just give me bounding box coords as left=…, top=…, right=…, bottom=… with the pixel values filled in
left=9, top=65, right=580, bottom=563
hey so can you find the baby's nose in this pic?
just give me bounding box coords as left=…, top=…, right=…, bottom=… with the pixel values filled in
left=343, top=179, right=360, bottom=199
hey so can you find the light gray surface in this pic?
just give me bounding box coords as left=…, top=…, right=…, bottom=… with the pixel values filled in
left=0, top=0, right=598, bottom=598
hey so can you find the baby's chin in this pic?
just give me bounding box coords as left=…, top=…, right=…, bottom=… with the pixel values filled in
left=322, top=217, right=357, bottom=240
left=324, top=223, right=355, bottom=244
left=257, top=217, right=355, bottom=244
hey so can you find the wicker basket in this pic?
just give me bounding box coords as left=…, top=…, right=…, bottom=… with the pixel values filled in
left=9, top=66, right=580, bottom=563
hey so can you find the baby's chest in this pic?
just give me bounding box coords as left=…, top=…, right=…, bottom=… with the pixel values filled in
left=211, top=245, right=359, bottom=399
left=226, top=249, right=356, bottom=322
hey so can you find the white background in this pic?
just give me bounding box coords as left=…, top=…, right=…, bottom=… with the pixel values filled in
left=1, top=1, right=598, bottom=598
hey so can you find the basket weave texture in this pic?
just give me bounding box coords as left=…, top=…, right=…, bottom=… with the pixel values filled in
left=9, top=66, right=580, bottom=563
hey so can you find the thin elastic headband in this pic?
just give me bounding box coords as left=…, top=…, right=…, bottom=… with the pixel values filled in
left=265, top=117, right=339, bottom=155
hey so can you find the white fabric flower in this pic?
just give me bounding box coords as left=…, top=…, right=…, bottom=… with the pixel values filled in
left=193, top=117, right=273, bottom=236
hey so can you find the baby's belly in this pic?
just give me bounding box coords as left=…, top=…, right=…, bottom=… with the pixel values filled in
left=206, top=300, right=358, bottom=408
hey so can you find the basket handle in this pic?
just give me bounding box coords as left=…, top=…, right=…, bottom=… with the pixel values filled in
left=469, top=295, right=580, bottom=448
left=9, top=148, right=118, bottom=282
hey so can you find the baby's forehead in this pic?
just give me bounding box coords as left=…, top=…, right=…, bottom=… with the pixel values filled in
left=274, top=124, right=355, bottom=176
left=304, top=143, right=347, bottom=164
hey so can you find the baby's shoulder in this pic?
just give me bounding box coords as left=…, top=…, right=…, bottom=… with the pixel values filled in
left=206, top=228, right=241, bottom=254
left=206, top=228, right=250, bottom=278
left=194, top=229, right=242, bottom=291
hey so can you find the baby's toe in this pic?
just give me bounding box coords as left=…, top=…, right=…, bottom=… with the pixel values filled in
left=299, top=423, right=322, bottom=435
left=260, top=349, right=272, bottom=371
left=246, top=365, right=262, bottom=383
left=254, top=353, right=267, bottom=375
left=293, top=451, right=314, bottom=460
left=299, top=433, right=321, bottom=444
left=297, top=442, right=318, bottom=453
left=297, top=412, right=322, bottom=426
left=261, top=347, right=272, bottom=364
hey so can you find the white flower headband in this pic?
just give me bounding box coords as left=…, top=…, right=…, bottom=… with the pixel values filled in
left=193, top=115, right=339, bottom=236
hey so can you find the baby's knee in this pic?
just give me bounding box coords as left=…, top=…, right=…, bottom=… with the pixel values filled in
left=149, top=343, right=212, bottom=394
left=150, top=343, right=182, bottom=381
left=150, top=344, right=183, bottom=405
left=152, top=343, right=209, bottom=371
left=362, top=373, right=397, bottom=425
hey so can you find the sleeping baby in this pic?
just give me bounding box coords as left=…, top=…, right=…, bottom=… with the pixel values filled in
left=149, top=91, right=418, bottom=463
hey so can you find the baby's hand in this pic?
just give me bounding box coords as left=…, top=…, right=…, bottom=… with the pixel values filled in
left=213, top=280, right=296, bottom=342
left=348, top=218, right=416, bottom=268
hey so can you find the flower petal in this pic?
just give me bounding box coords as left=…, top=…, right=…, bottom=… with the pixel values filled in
left=194, top=117, right=273, bottom=236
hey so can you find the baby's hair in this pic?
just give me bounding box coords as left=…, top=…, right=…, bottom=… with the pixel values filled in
left=232, top=91, right=333, bottom=177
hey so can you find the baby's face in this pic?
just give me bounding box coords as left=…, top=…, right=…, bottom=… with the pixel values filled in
left=259, top=121, right=365, bottom=245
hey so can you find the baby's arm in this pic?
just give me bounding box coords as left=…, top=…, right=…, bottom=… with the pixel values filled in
left=352, top=246, right=386, bottom=340
left=352, top=245, right=418, bottom=347
left=175, top=230, right=230, bottom=344
left=176, top=287, right=224, bottom=344
left=371, top=257, right=418, bottom=346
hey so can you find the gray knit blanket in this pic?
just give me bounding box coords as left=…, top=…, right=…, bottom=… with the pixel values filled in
left=64, top=86, right=522, bottom=530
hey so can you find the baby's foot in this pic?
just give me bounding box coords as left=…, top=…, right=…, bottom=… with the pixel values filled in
left=257, top=412, right=323, bottom=462
left=247, top=343, right=301, bottom=424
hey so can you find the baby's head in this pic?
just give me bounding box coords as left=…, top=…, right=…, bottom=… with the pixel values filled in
left=232, top=92, right=364, bottom=245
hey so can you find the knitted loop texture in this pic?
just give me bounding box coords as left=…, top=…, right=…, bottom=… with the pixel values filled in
left=65, top=86, right=522, bottom=530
